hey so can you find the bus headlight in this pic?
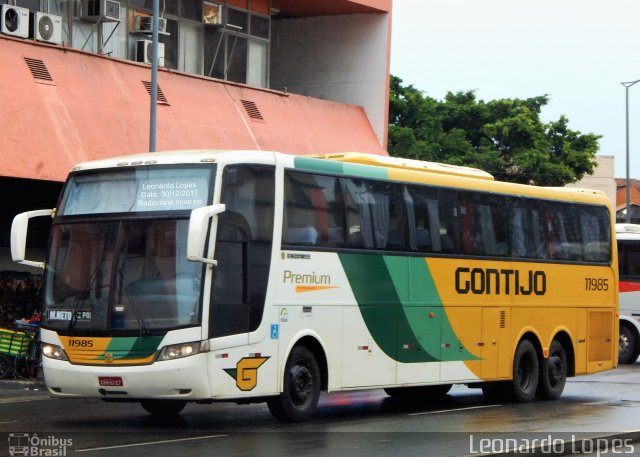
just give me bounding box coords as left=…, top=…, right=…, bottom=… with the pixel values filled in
left=157, top=341, right=209, bottom=361
left=41, top=343, right=68, bottom=361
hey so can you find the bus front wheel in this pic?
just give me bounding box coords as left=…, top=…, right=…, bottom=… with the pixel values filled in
left=140, top=400, right=187, bottom=417
left=536, top=339, right=567, bottom=400
left=510, top=339, right=539, bottom=402
left=619, top=324, right=639, bottom=364
left=267, top=345, right=321, bottom=422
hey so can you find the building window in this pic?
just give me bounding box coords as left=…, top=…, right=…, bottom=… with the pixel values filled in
left=15, top=0, right=40, bottom=12
left=50, top=0, right=270, bottom=87
left=202, top=4, right=269, bottom=87
left=159, top=16, right=178, bottom=69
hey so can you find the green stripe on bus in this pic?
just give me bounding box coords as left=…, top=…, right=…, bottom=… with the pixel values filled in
left=403, top=257, right=477, bottom=361
left=101, top=335, right=164, bottom=360
left=339, top=253, right=476, bottom=363
left=293, top=157, right=388, bottom=180
left=338, top=253, right=400, bottom=361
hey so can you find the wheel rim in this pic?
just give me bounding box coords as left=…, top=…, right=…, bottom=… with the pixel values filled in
left=517, top=352, right=534, bottom=390
left=288, top=363, right=313, bottom=407
left=620, top=333, right=631, bottom=356
left=547, top=353, right=565, bottom=387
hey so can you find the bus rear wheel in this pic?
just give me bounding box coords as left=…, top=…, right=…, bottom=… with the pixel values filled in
left=267, top=345, right=321, bottom=422
left=619, top=324, right=639, bottom=364
left=140, top=400, right=187, bottom=417
left=503, top=339, right=539, bottom=403
left=536, top=339, right=567, bottom=400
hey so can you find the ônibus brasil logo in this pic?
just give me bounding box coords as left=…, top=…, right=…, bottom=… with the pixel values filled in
left=8, top=433, right=72, bottom=456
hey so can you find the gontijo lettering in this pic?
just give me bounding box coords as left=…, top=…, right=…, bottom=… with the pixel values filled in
left=455, top=267, right=546, bottom=296
left=283, top=270, right=331, bottom=285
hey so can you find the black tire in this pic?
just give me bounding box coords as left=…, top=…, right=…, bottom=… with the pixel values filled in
left=384, top=384, right=452, bottom=401
left=619, top=324, right=639, bottom=364
left=510, top=339, right=539, bottom=402
left=536, top=339, right=567, bottom=400
left=140, top=400, right=187, bottom=417
left=0, top=354, right=11, bottom=379
left=267, top=345, right=321, bottom=422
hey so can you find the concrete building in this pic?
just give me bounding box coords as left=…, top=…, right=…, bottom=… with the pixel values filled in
left=615, top=178, right=640, bottom=224
left=566, top=155, right=616, bottom=205
left=564, top=155, right=640, bottom=223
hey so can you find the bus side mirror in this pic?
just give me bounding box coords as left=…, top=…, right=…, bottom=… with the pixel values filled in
left=187, top=204, right=226, bottom=265
left=11, top=209, right=55, bottom=269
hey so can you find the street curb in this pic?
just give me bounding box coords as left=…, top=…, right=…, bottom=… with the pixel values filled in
left=0, top=379, right=46, bottom=393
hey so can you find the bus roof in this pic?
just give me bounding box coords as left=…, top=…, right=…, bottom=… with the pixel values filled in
left=310, top=152, right=495, bottom=181
left=67, top=150, right=277, bottom=171
left=300, top=153, right=609, bottom=206
left=616, top=223, right=640, bottom=239
left=66, top=149, right=611, bottom=207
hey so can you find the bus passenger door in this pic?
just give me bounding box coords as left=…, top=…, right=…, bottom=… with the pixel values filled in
left=209, top=165, right=275, bottom=349
left=208, top=237, right=250, bottom=348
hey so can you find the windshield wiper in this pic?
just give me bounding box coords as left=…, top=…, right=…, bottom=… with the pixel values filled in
left=67, top=266, right=102, bottom=333
left=117, top=269, right=150, bottom=335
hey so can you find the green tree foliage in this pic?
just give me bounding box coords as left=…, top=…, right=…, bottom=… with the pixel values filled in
left=388, top=75, right=601, bottom=186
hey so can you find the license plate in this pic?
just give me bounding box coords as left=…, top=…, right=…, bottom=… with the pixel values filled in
left=98, top=376, right=123, bottom=387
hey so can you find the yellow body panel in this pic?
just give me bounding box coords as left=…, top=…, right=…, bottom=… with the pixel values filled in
left=427, top=258, right=617, bottom=379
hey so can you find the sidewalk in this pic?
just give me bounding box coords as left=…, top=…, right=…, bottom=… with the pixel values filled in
left=0, top=378, right=48, bottom=401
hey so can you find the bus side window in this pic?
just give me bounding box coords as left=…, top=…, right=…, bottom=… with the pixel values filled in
left=341, top=178, right=404, bottom=251
left=629, top=246, right=640, bottom=276
left=342, top=178, right=371, bottom=248
left=458, top=191, right=508, bottom=257
left=580, top=205, right=611, bottom=263
left=283, top=172, right=345, bottom=248
left=620, top=243, right=640, bottom=277
left=438, top=189, right=460, bottom=254
left=508, top=198, right=547, bottom=260
left=619, top=244, right=627, bottom=276
left=545, top=202, right=582, bottom=261
left=405, top=185, right=440, bottom=253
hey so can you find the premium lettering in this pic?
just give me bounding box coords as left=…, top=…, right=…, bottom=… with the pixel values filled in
left=283, top=270, right=331, bottom=285
left=455, top=267, right=546, bottom=296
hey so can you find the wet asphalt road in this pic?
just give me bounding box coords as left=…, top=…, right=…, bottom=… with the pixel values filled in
left=2, top=365, right=640, bottom=456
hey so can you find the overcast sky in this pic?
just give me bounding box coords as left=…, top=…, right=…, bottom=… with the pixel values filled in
left=390, top=0, right=640, bottom=179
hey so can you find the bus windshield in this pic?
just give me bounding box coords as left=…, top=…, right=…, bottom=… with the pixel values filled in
left=43, top=165, right=214, bottom=335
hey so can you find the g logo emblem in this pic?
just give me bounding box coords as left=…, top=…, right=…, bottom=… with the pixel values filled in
left=224, top=357, right=269, bottom=391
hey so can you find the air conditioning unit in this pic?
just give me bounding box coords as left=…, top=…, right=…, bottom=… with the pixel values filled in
left=134, top=16, right=167, bottom=34
left=1, top=4, right=29, bottom=39
left=202, top=2, right=223, bottom=26
left=136, top=39, right=165, bottom=66
left=31, top=12, right=62, bottom=45
left=81, top=0, right=121, bottom=22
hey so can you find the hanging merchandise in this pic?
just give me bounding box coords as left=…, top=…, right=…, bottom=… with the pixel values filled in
left=0, top=271, right=43, bottom=328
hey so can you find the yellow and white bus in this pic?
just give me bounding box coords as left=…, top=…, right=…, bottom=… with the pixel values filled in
left=11, top=150, right=618, bottom=422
